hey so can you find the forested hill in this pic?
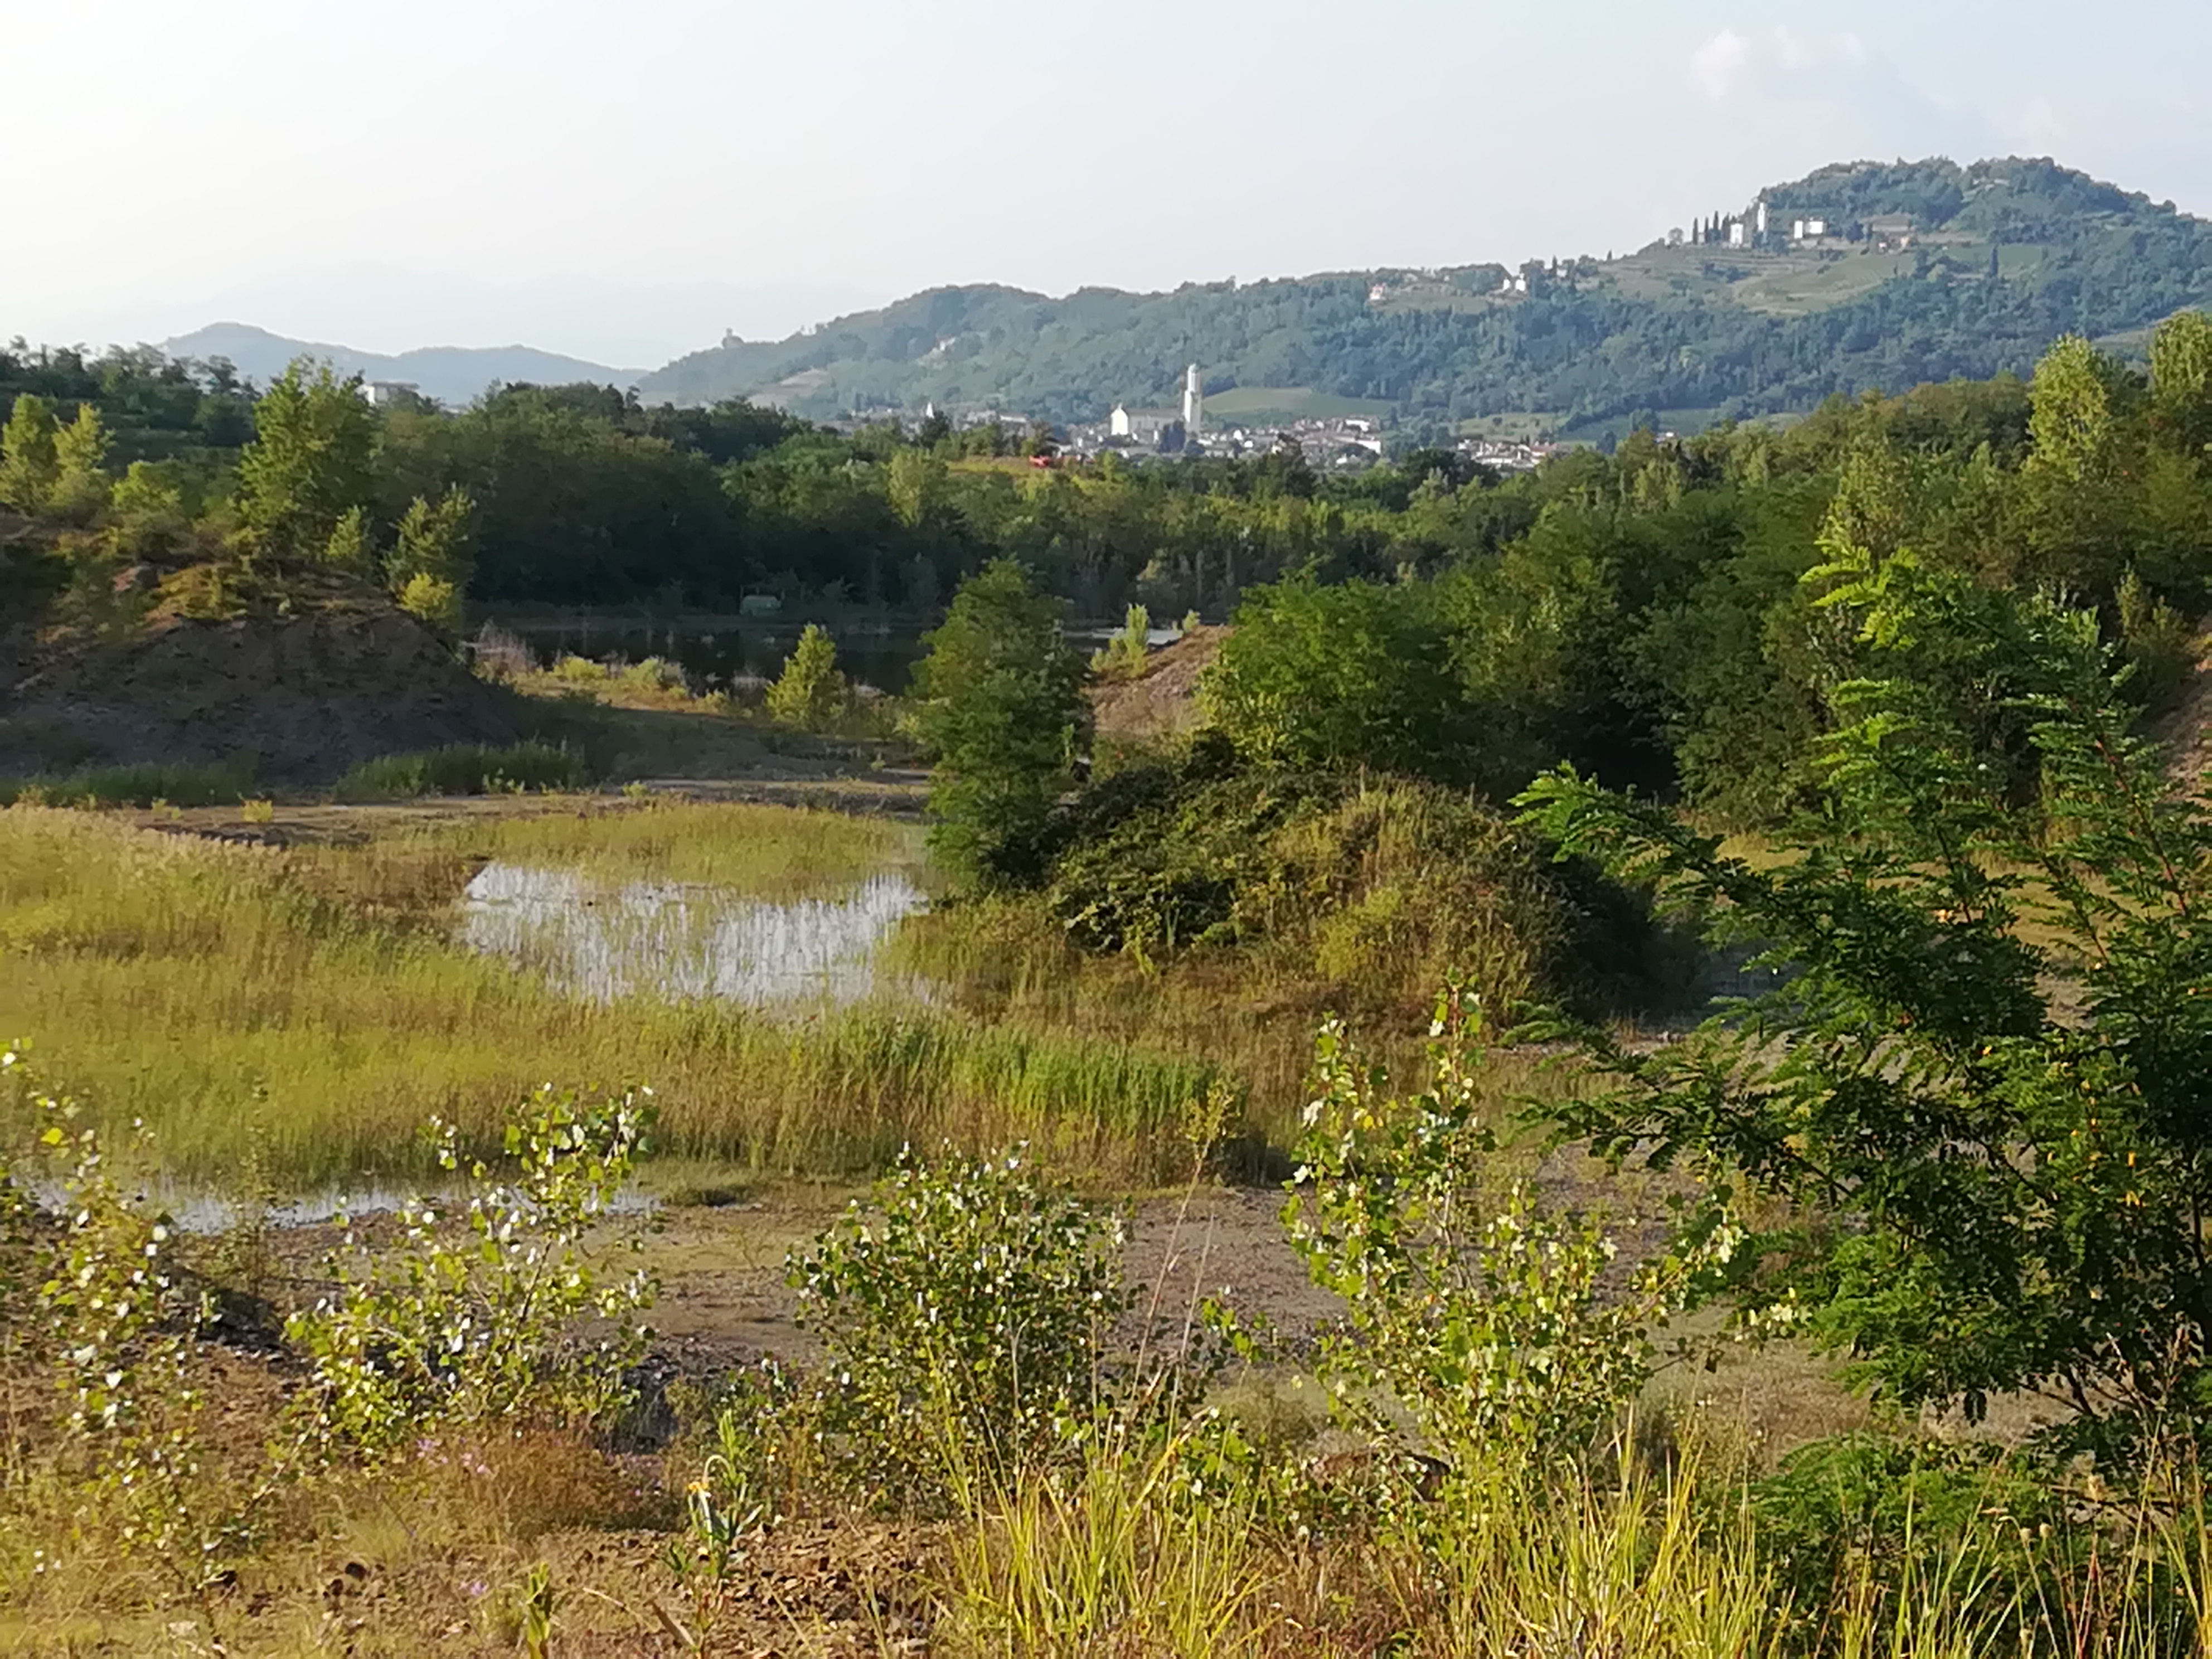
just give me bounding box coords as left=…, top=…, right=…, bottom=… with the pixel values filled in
left=161, top=324, right=639, bottom=408
left=638, top=156, right=2212, bottom=438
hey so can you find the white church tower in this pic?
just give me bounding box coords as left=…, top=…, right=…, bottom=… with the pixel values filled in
left=1181, top=363, right=1203, bottom=435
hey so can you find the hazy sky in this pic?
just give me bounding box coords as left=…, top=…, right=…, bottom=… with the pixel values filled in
left=9, top=0, right=2209, bottom=367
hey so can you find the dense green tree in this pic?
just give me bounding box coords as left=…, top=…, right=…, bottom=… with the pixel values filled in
left=1204, top=579, right=1466, bottom=779
left=47, top=404, right=113, bottom=524
left=0, top=395, right=59, bottom=514
left=2151, top=308, right=2212, bottom=458
left=235, top=360, right=376, bottom=557
left=910, top=561, right=1089, bottom=888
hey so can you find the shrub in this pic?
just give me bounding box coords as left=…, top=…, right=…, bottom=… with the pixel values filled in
left=1042, top=758, right=1607, bottom=1016
left=551, top=653, right=612, bottom=685
left=2, top=1048, right=298, bottom=1594
left=786, top=1145, right=1129, bottom=1506
left=333, top=740, right=588, bottom=801
left=1523, top=539, right=2212, bottom=1469
left=620, top=655, right=686, bottom=693
left=1089, top=604, right=1151, bottom=682
left=286, top=1085, right=658, bottom=1454
left=764, top=623, right=851, bottom=729
left=396, top=571, right=463, bottom=633
left=1284, top=991, right=1738, bottom=1478
left=1752, top=1432, right=2082, bottom=1642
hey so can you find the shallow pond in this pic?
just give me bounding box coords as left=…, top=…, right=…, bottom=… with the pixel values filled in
left=458, top=860, right=929, bottom=1008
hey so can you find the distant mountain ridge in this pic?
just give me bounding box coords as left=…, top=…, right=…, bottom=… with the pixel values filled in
left=636, top=156, right=2212, bottom=437
left=159, top=323, right=641, bottom=406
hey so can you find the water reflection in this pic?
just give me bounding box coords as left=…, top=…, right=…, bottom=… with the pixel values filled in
left=458, top=861, right=927, bottom=1007
left=121, top=1181, right=662, bottom=1238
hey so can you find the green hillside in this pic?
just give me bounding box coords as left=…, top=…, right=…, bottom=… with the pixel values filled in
left=638, top=157, right=2212, bottom=436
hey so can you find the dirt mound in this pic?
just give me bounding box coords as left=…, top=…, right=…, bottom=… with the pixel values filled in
left=0, top=608, right=518, bottom=780
left=2159, top=622, right=2212, bottom=791
left=1089, top=623, right=1228, bottom=744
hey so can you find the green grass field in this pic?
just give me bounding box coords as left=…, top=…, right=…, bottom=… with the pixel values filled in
left=1454, top=410, right=1564, bottom=441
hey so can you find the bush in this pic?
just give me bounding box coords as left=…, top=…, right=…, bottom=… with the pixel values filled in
left=764, top=623, right=851, bottom=729
left=1752, top=1432, right=2083, bottom=1643
left=1042, top=755, right=1608, bottom=1017
left=333, top=741, right=588, bottom=801
left=286, top=1085, right=658, bottom=1454
left=2, top=1048, right=296, bottom=1593
left=1524, top=544, right=2212, bottom=1468
left=1284, top=991, right=1738, bottom=1477
left=1202, top=578, right=1466, bottom=779
left=396, top=570, right=462, bottom=633
left=0, top=760, right=255, bottom=809
left=1089, top=604, right=1151, bottom=682
left=786, top=1145, right=1132, bottom=1507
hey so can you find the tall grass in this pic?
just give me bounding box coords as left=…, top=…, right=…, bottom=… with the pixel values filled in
left=0, top=760, right=255, bottom=809
left=434, top=798, right=928, bottom=892
left=0, top=807, right=1225, bottom=1185
left=333, top=741, right=589, bottom=801
left=892, top=892, right=1561, bottom=1145
left=939, top=1438, right=2212, bottom=1657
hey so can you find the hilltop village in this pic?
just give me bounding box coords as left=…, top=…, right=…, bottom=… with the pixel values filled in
left=830, top=361, right=1560, bottom=475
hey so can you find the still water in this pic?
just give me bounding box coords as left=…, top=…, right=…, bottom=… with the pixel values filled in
left=457, top=861, right=929, bottom=1007
left=147, top=860, right=931, bottom=1228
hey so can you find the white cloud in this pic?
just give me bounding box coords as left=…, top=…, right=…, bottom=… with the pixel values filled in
left=1682, top=24, right=2007, bottom=162
left=1691, top=30, right=1755, bottom=100
left=1691, top=26, right=1884, bottom=99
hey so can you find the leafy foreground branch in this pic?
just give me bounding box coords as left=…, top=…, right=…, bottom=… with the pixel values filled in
left=1522, top=533, right=2212, bottom=1473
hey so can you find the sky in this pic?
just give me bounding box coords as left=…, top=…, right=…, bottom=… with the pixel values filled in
left=8, top=0, right=2210, bottom=368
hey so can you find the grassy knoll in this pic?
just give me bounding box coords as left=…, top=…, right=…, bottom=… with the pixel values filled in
left=0, top=803, right=1232, bottom=1186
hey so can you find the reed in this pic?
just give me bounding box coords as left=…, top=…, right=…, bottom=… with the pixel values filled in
left=939, top=1437, right=2212, bottom=1658
left=332, top=740, right=589, bottom=801
left=0, top=806, right=1230, bottom=1186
